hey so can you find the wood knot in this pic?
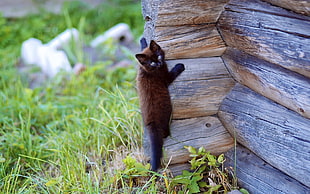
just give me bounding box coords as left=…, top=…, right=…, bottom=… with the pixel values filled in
left=145, top=15, right=151, bottom=21
left=298, top=107, right=305, bottom=113
left=205, top=123, right=211, bottom=128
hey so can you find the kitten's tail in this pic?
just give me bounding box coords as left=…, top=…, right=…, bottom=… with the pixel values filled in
left=148, top=124, right=163, bottom=171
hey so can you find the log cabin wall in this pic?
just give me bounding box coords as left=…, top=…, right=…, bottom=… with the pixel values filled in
left=217, top=0, right=310, bottom=192
left=141, top=0, right=310, bottom=192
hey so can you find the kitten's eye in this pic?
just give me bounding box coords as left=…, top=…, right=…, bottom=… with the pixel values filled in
left=150, top=62, right=157, bottom=67
left=158, top=55, right=162, bottom=61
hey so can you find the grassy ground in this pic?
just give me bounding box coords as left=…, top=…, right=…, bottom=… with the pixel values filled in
left=0, top=0, right=145, bottom=192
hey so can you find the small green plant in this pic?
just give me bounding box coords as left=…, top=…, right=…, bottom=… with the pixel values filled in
left=170, top=146, right=239, bottom=194
left=121, top=156, right=151, bottom=188
left=112, top=155, right=160, bottom=193
left=113, top=146, right=249, bottom=194
left=122, top=155, right=151, bottom=177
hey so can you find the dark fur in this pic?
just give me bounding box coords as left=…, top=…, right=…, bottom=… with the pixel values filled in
left=135, top=38, right=185, bottom=171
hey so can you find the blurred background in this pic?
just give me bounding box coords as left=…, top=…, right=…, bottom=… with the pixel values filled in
left=0, top=0, right=102, bottom=18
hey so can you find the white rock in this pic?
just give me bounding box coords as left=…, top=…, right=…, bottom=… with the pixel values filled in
left=90, top=23, right=133, bottom=47
left=21, top=38, right=43, bottom=65
left=20, top=28, right=78, bottom=78
left=37, top=45, right=72, bottom=78
left=47, top=28, right=79, bottom=49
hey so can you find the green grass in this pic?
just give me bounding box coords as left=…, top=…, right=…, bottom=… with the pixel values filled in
left=0, top=0, right=144, bottom=192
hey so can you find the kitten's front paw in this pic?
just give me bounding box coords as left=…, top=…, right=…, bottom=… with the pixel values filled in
left=175, top=63, right=185, bottom=72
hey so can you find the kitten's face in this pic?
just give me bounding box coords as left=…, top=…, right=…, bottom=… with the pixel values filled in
left=136, top=40, right=165, bottom=72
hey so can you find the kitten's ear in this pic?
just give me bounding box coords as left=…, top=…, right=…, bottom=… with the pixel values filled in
left=140, top=37, right=148, bottom=51
left=135, top=54, right=147, bottom=63
left=150, top=40, right=161, bottom=52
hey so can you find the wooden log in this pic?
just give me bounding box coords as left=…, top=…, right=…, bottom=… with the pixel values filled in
left=218, top=84, right=310, bottom=187
left=140, top=0, right=159, bottom=43
left=167, top=57, right=235, bottom=119
left=163, top=116, right=234, bottom=165
left=156, top=25, right=226, bottom=59
left=262, top=0, right=310, bottom=16
left=141, top=0, right=227, bottom=59
left=157, top=0, right=229, bottom=26
left=221, top=0, right=310, bottom=36
left=225, top=144, right=310, bottom=193
left=218, top=0, right=310, bottom=78
left=167, top=163, right=191, bottom=176
left=222, top=48, right=310, bottom=119
left=170, top=79, right=234, bottom=119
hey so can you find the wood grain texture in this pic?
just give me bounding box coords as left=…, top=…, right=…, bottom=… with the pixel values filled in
left=218, top=84, right=310, bottom=187
left=218, top=0, right=310, bottom=78
left=163, top=116, right=234, bottom=165
left=222, top=48, right=310, bottom=119
left=170, top=79, right=234, bottom=119
left=140, top=0, right=161, bottom=44
left=156, top=25, right=226, bottom=59
left=262, top=0, right=310, bottom=16
left=141, top=0, right=227, bottom=59
left=167, top=57, right=235, bottom=119
left=157, top=0, right=228, bottom=26
left=225, top=144, right=310, bottom=193
left=167, top=163, right=191, bottom=176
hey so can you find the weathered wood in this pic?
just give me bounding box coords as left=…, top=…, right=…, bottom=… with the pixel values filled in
left=218, top=0, right=310, bottom=78
left=167, top=57, right=235, bottom=119
left=170, top=79, right=234, bottom=119
left=141, top=0, right=159, bottom=42
left=167, top=58, right=231, bottom=82
left=157, top=0, right=229, bottom=26
left=225, top=144, right=310, bottom=193
left=163, top=116, right=234, bottom=165
left=262, top=0, right=310, bottom=16
left=156, top=25, right=226, bottom=59
left=141, top=0, right=227, bottom=59
left=167, top=163, right=191, bottom=176
left=222, top=48, right=310, bottom=119
left=218, top=84, right=310, bottom=187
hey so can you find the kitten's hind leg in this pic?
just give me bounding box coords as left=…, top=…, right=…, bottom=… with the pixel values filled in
left=140, top=37, right=148, bottom=51
left=168, top=63, right=185, bottom=84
